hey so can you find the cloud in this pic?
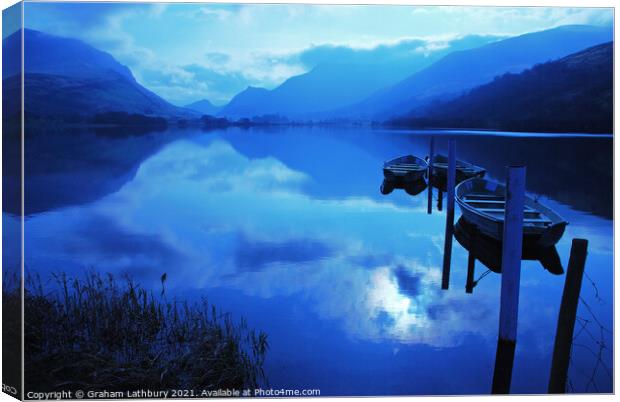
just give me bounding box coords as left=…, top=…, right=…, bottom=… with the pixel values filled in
left=294, top=32, right=507, bottom=69
left=433, top=6, right=613, bottom=34
left=22, top=3, right=613, bottom=106
left=25, top=137, right=607, bottom=350
left=195, top=6, right=233, bottom=21
left=234, top=234, right=334, bottom=271
left=139, top=64, right=251, bottom=106
left=205, top=52, right=231, bottom=65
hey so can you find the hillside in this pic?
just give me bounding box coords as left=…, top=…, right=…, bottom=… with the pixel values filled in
left=345, top=25, right=612, bottom=120
left=390, top=42, right=613, bottom=133
left=185, top=99, right=222, bottom=115
left=219, top=35, right=501, bottom=119
left=2, top=29, right=197, bottom=121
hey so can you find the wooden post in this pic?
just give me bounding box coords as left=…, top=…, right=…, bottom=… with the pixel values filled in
left=465, top=252, right=475, bottom=293
left=492, top=166, right=526, bottom=394
left=548, top=239, right=588, bottom=393
left=465, top=232, right=476, bottom=294
left=438, top=190, right=443, bottom=211
left=441, top=140, right=456, bottom=290
left=427, top=137, right=434, bottom=215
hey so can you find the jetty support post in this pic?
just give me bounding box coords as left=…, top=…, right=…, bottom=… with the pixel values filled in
left=465, top=248, right=476, bottom=293
left=441, top=139, right=456, bottom=290
left=438, top=190, right=443, bottom=211
left=427, top=136, right=435, bottom=214
left=492, top=166, right=526, bottom=394
left=548, top=239, right=588, bottom=393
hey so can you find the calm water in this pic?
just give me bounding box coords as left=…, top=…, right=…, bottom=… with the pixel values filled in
left=5, top=126, right=613, bottom=395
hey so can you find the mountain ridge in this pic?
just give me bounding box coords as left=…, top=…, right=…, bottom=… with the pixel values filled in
left=389, top=41, right=613, bottom=133
left=185, top=99, right=222, bottom=115
left=3, top=29, right=197, bottom=120
left=340, top=24, right=613, bottom=120
left=218, top=34, right=503, bottom=119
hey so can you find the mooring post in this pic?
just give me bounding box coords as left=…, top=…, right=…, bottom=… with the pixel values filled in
left=465, top=252, right=475, bottom=293
left=548, top=239, right=588, bottom=394
left=427, top=137, right=435, bottom=215
left=492, top=166, right=526, bottom=394
left=465, top=232, right=476, bottom=294
left=441, top=139, right=456, bottom=290
left=438, top=190, right=443, bottom=211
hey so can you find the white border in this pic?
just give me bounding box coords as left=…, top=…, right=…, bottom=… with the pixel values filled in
left=0, top=2, right=616, bottom=402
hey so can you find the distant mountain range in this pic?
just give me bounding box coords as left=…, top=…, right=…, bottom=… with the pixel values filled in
left=341, top=24, right=613, bottom=120
left=2, top=25, right=614, bottom=134
left=2, top=29, right=197, bottom=121
left=185, top=99, right=222, bottom=115
left=218, top=35, right=502, bottom=119
left=389, top=42, right=613, bottom=133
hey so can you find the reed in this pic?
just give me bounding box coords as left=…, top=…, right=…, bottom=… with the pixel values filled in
left=4, top=272, right=268, bottom=392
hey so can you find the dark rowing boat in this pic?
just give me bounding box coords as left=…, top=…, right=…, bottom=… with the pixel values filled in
left=430, top=154, right=486, bottom=184
left=455, top=178, right=568, bottom=248
left=381, top=155, right=428, bottom=195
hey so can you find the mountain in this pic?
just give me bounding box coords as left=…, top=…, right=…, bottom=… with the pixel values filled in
left=2, top=29, right=197, bottom=120
left=220, top=86, right=271, bottom=118
left=185, top=99, right=222, bottom=115
left=219, top=35, right=503, bottom=119
left=345, top=25, right=613, bottom=120
left=390, top=42, right=613, bottom=133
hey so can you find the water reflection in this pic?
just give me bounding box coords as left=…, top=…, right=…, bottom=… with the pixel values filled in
left=26, top=138, right=494, bottom=347
left=17, top=126, right=613, bottom=394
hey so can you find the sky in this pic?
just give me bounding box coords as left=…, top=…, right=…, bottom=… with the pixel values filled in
left=22, top=3, right=613, bottom=106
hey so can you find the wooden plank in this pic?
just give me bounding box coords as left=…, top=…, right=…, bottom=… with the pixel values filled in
left=464, top=199, right=506, bottom=204
left=523, top=218, right=552, bottom=223
left=388, top=164, right=424, bottom=168
left=466, top=194, right=505, bottom=199
left=477, top=207, right=538, bottom=213
left=386, top=167, right=424, bottom=172
left=433, top=162, right=476, bottom=169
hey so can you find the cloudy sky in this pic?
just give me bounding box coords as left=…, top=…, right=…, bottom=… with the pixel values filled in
left=23, top=3, right=613, bottom=106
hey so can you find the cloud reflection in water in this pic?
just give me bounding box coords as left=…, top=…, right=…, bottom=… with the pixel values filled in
left=26, top=139, right=498, bottom=347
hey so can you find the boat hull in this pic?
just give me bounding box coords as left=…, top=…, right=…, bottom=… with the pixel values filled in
left=382, top=168, right=426, bottom=183
left=454, top=217, right=563, bottom=274
left=381, top=155, right=428, bottom=194
left=430, top=154, right=486, bottom=191
left=456, top=178, right=567, bottom=248
left=380, top=177, right=427, bottom=196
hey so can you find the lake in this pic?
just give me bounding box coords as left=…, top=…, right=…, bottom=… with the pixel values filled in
left=4, top=126, right=613, bottom=395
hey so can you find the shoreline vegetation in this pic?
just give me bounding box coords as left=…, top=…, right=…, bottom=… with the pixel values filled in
left=13, top=111, right=613, bottom=136
left=3, top=272, right=268, bottom=393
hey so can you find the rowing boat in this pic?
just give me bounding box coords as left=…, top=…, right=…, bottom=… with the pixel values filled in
left=381, top=155, right=428, bottom=195
left=455, top=178, right=568, bottom=248
left=383, top=155, right=427, bottom=181
left=430, top=154, right=486, bottom=184
left=454, top=216, right=564, bottom=274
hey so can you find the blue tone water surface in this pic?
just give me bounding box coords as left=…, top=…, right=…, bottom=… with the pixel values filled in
left=7, top=127, right=613, bottom=395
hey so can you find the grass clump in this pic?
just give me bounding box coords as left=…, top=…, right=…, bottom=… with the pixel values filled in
left=13, top=272, right=268, bottom=392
